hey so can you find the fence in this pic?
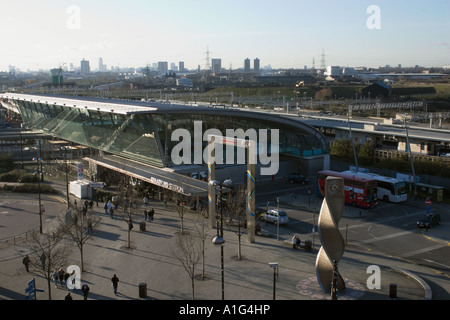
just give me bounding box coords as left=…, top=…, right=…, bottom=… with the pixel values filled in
left=0, top=227, right=41, bottom=247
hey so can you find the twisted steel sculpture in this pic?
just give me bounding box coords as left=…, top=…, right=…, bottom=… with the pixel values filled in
left=315, top=176, right=346, bottom=294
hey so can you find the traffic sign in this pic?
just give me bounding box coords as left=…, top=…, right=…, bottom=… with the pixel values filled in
left=89, top=182, right=105, bottom=188
left=25, top=278, right=44, bottom=300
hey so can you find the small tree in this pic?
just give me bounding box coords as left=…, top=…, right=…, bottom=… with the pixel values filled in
left=194, top=212, right=210, bottom=279
left=174, top=195, right=188, bottom=235
left=225, top=186, right=247, bottom=260
left=57, top=206, right=101, bottom=271
left=115, top=179, right=140, bottom=249
left=24, top=230, right=71, bottom=300
left=171, top=232, right=202, bottom=300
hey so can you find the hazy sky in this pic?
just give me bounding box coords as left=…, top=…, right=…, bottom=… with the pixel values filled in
left=1, top=0, right=449, bottom=71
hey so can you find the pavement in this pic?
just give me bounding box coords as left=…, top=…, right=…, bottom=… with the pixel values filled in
left=0, top=179, right=449, bottom=303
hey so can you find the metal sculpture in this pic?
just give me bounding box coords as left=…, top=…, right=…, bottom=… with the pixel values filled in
left=315, top=176, right=346, bottom=294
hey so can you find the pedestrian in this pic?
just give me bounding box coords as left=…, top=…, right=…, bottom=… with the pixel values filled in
left=291, top=235, right=300, bottom=249
left=87, top=219, right=93, bottom=234
left=143, top=196, right=148, bottom=207
left=144, top=209, right=148, bottom=222
left=109, top=206, right=114, bottom=219
left=149, top=208, right=154, bottom=222
left=59, top=268, right=65, bottom=286
left=291, top=235, right=298, bottom=249
left=64, top=271, right=70, bottom=285
left=104, top=201, right=109, bottom=215
left=53, top=270, right=59, bottom=287
left=111, top=274, right=119, bottom=295
left=22, top=255, right=30, bottom=273
left=81, top=283, right=90, bottom=300
left=70, top=270, right=76, bottom=288
left=65, top=292, right=73, bottom=300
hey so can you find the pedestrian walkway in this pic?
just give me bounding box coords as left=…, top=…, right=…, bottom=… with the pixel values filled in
left=0, top=192, right=434, bottom=301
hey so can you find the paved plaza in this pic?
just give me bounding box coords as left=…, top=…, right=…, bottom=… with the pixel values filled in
left=2, top=182, right=446, bottom=304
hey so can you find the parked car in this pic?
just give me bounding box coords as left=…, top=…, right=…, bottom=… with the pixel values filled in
left=262, top=209, right=289, bottom=225
left=417, top=213, right=441, bottom=228
left=288, top=173, right=309, bottom=184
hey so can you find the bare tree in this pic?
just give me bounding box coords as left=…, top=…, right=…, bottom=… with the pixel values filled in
left=24, top=230, right=71, bottom=300
left=225, top=186, right=247, bottom=260
left=57, top=206, right=101, bottom=271
left=115, top=178, right=140, bottom=249
left=174, top=195, right=189, bottom=235
left=194, top=212, right=210, bottom=279
left=171, top=232, right=202, bottom=300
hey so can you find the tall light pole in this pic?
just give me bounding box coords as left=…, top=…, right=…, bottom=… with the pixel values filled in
left=269, top=262, right=279, bottom=300
left=33, top=157, right=43, bottom=234
left=276, top=197, right=280, bottom=240
left=209, top=178, right=233, bottom=300
left=61, top=146, right=70, bottom=209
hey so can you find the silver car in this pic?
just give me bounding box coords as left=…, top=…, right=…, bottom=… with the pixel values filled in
left=264, top=210, right=289, bottom=225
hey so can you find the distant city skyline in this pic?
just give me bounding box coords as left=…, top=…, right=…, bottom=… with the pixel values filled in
left=1, top=0, right=449, bottom=72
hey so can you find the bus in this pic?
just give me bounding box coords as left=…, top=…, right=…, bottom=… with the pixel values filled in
left=317, top=170, right=378, bottom=208
left=342, top=171, right=408, bottom=203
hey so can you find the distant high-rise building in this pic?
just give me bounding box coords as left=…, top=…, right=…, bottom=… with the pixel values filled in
left=80, top=59, right=90, bottom=74
left=244, top=58, right=250, bottom=72
left=179, top=61, right=185, bottom=72
left=158, top=61, right=168, bottom=75
left=254, top=58, right=260, bottom=72
left=170, top=62, right=178, bottom=72
left=99, top=57, right=107, bottom=72
left=211, top=58, right=221, bottom=74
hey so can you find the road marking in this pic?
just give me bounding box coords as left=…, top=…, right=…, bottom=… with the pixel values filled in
left=423, top=259, right=450, bottom=270
left=360, top=230, right=412, bottom=244
left=399, top=243, right=446, bottom=258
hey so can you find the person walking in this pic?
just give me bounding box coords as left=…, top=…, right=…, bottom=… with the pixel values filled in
left=111, top=274, right=119, bottom=295
left=143, top=196, right=148, bottom=207
left=22, top=255, right=30, bottom=273
left=149, top=208, right=154, bottom=222
left=53, top=270, right=59, bottom=287
left=81, top=283, right=90, bottom=300
left=58, top=268, right=65, bottom=286
left=104, top=201, right=109, bottom=215
left=65, top=292, right=73, bottom=300
left=144, top=209, right=148, bottom=222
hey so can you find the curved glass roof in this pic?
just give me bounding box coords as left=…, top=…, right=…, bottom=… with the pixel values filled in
left=1, top=93, right=328, bottom=168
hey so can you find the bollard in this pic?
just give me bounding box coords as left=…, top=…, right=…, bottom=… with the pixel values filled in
left=139, top=283, right=147, bottom=298
left=389, top=283, right=397, bottom=299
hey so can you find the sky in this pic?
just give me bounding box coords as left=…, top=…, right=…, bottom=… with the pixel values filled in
left=1, top=0, right=449, bottom=72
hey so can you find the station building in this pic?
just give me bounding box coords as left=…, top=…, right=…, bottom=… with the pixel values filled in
left=0, top=93, right=329, bottom=198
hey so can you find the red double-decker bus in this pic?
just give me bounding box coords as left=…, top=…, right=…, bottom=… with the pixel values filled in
left=316, top=170, right=378, bottom=208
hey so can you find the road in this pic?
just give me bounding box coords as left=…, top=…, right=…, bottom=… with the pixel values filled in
left=0, top=192, right=67, bottom=240
left=254, top=179, right=450, bottom=299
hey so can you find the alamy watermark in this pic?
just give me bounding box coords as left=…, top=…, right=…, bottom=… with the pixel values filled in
left=366, top=265, right=381, bottom=290
left=66, top=265, right=81, bottom=290
left=67, top=5, right=81, bottom=30
left=171, top=121, right=280, bottom=176
left=367, top=5, right=381, bottom=30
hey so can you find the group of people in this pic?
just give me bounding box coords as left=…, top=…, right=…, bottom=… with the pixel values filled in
left=144, top=208, right=155, bottom=222
left=104, top=200, right=116, bottom=218
left=52, top=268, right=76, bottom=288
left=63, top=274, right=119, bottom=300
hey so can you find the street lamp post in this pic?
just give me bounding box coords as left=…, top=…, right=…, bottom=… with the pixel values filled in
left=61, top=146, right=70, bottom=210
left=33, top=157, right=43, bottom=234
left=209, top=178, right=233, bottom=300
left=276, top=197, right=280, bottom=240
left=269, top=262, right=279, bottom=300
